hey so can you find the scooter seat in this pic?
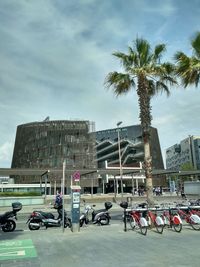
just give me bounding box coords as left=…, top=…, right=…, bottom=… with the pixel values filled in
left=0, top=211, right=13, bottom=219
left=93, top=209, right=107, bottom=216
left=34, top=211, right=55, bottom=219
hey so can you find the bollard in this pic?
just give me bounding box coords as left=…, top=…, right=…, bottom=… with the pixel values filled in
left=120, top=201, right=128, bottom=232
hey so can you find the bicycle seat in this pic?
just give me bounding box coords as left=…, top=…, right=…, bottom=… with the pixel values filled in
left=138, top=203, right=147, bottom=208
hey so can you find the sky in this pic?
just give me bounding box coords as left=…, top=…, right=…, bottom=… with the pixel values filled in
left=0, top=0, right=200, bottom=168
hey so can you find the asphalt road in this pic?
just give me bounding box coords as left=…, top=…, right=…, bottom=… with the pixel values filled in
left=1, top=218, right=200, bottom=267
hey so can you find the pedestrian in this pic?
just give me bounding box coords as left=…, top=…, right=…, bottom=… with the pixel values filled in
left=138, top=188, right=141, bottom=196
left=55, top=191, right=62, bottom=208
left=160, top=186, right=163, bottom=195
left=181, top=188, right=186, bottom=199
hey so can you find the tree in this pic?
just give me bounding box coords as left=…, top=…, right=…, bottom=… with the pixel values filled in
left=105, top=38, right=177, bottom=205
left=174, top=32, right=200, bottom=87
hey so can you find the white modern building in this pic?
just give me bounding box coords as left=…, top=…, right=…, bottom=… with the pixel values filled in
left=166, top=135, right=200, bottom=170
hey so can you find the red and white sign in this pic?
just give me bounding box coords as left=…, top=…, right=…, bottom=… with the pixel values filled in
left=73, top=171, right=80, bottom=182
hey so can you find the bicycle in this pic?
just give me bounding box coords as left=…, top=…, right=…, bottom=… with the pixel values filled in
left=146, top=206, right=165, bottom=234
left=176, top=206, right=200, bottom=230
left=128, top=209, right=148, bottom=235
left=161, top=207, right=182, bottom=233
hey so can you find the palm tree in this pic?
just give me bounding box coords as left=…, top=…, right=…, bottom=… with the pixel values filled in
left=105, top=38, right=176, bottom=205
left=174, top=32, right=200, bottom=87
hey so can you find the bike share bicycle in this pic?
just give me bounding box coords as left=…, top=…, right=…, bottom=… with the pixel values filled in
left=120, top=201, right=148, bottom=235
left=159, top=203, right=183, bottom=233
left=175, top=204, right=200, bottom=230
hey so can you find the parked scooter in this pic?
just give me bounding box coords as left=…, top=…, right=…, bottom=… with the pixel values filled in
left=80, top=201, right=112, bottom=226
left=0, top=202, right=22, bottom=232
left=26, top=203, right=72, bottom=230
left=79, top=201, right=92, bottom=227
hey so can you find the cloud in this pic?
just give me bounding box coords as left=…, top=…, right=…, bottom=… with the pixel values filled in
left=0, top=142, right=14, bottom=163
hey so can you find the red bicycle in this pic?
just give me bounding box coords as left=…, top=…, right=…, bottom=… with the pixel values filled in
left=176, top=207, right=200, bottom=230
left=161, top=207, right=182, bottom=233
left=128, top=209, right=148, bottom=235
left=146, top=207, right=165, bottom=234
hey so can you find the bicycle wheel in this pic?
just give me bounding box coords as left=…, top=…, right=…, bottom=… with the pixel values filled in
left=172, top=215, right=182, bottom=233
left=154, top=216, right=164, bottom=234
left=139, top=217, right=148, bottom=235
left=139, top=225, right=147, bottom=235
left=129, top=216, right=136, bottom=230
left=155, top=224, right=164, bottom=234
left=190, top=222, right=200, bottom=230
left=190, top=215, right=200, bottom=230
left=172, top=223, right=182, bottom=232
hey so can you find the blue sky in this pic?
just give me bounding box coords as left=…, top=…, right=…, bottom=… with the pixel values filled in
left=0, top=0, right=200, bottom=167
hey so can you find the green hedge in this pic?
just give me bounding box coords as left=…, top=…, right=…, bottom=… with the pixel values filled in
left=0, top=192, right=41, bottom=197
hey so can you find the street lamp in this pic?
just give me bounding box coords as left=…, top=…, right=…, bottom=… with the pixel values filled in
left=117, top=121, right=123, bottom=198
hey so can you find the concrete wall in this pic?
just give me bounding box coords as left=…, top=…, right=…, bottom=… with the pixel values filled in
left=184, top=181, right=200, bottom=195
left=0, top=196, right=44, bottom=207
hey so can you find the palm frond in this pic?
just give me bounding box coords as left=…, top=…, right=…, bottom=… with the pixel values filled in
left=147, top=79, right=170, bottom=97
left=153, top=44, right=166, bottom=62
left=113, top=51, right=135, bottom=71
left=175, top=52, right=200, bottom=87
left=155, top=81, right=171, bottom=96
left=191, top=32, right=200, bottom=59
left=105, top=72, right=135, bottom=96
left=135, top=38, right=151, bottom=66
left=174, top=51, right=188, bottom=62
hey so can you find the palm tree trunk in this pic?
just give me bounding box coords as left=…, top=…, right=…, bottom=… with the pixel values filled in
left=137, top=75, right=154, bottom=206
left=143, top=132, right=154, bottom=206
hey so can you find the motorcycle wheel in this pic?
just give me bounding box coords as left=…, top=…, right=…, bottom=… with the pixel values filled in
left=64, top=218, right=72, bottom=228
left=28, top=219, right=41, bottom=230
left=100, top=216, right=110, bottom=225
left=2, top=219, right=16, bottom=232
left=80, top=219, right=84, bottom=227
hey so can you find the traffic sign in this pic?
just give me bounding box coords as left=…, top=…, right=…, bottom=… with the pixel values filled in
left=73, top=171, right=80, bottom=182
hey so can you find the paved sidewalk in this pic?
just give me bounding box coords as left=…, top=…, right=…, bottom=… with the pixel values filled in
left=0, top=221, right=200, bottom=267
left=0, top=195, right=199, bottom=267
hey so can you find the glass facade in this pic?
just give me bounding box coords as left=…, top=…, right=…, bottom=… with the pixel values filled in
left=95, top=125, right=164, bottom=169
left=11, top=120, right=97, bottom=186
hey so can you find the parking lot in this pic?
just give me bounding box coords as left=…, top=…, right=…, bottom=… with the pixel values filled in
left=1, top=214, right=200, bottom=267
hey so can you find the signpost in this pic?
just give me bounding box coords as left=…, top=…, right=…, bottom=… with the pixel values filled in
left=71, top=171, right=81, bottom=232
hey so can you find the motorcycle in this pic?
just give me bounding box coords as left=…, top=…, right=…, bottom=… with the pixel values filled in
left=80, top=201, right=112, bottom=226
left=26, top=203, right=72, bottom=230
left=0, top=202, right=22, bottom=232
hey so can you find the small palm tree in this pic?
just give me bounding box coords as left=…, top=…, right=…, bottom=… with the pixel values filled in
left=105, top=38, right=176, bottom=205
left=174, top=32, right=200, bottom=87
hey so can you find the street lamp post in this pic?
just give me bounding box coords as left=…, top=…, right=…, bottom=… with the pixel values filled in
left=117, top=121, right=123, bottom=199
